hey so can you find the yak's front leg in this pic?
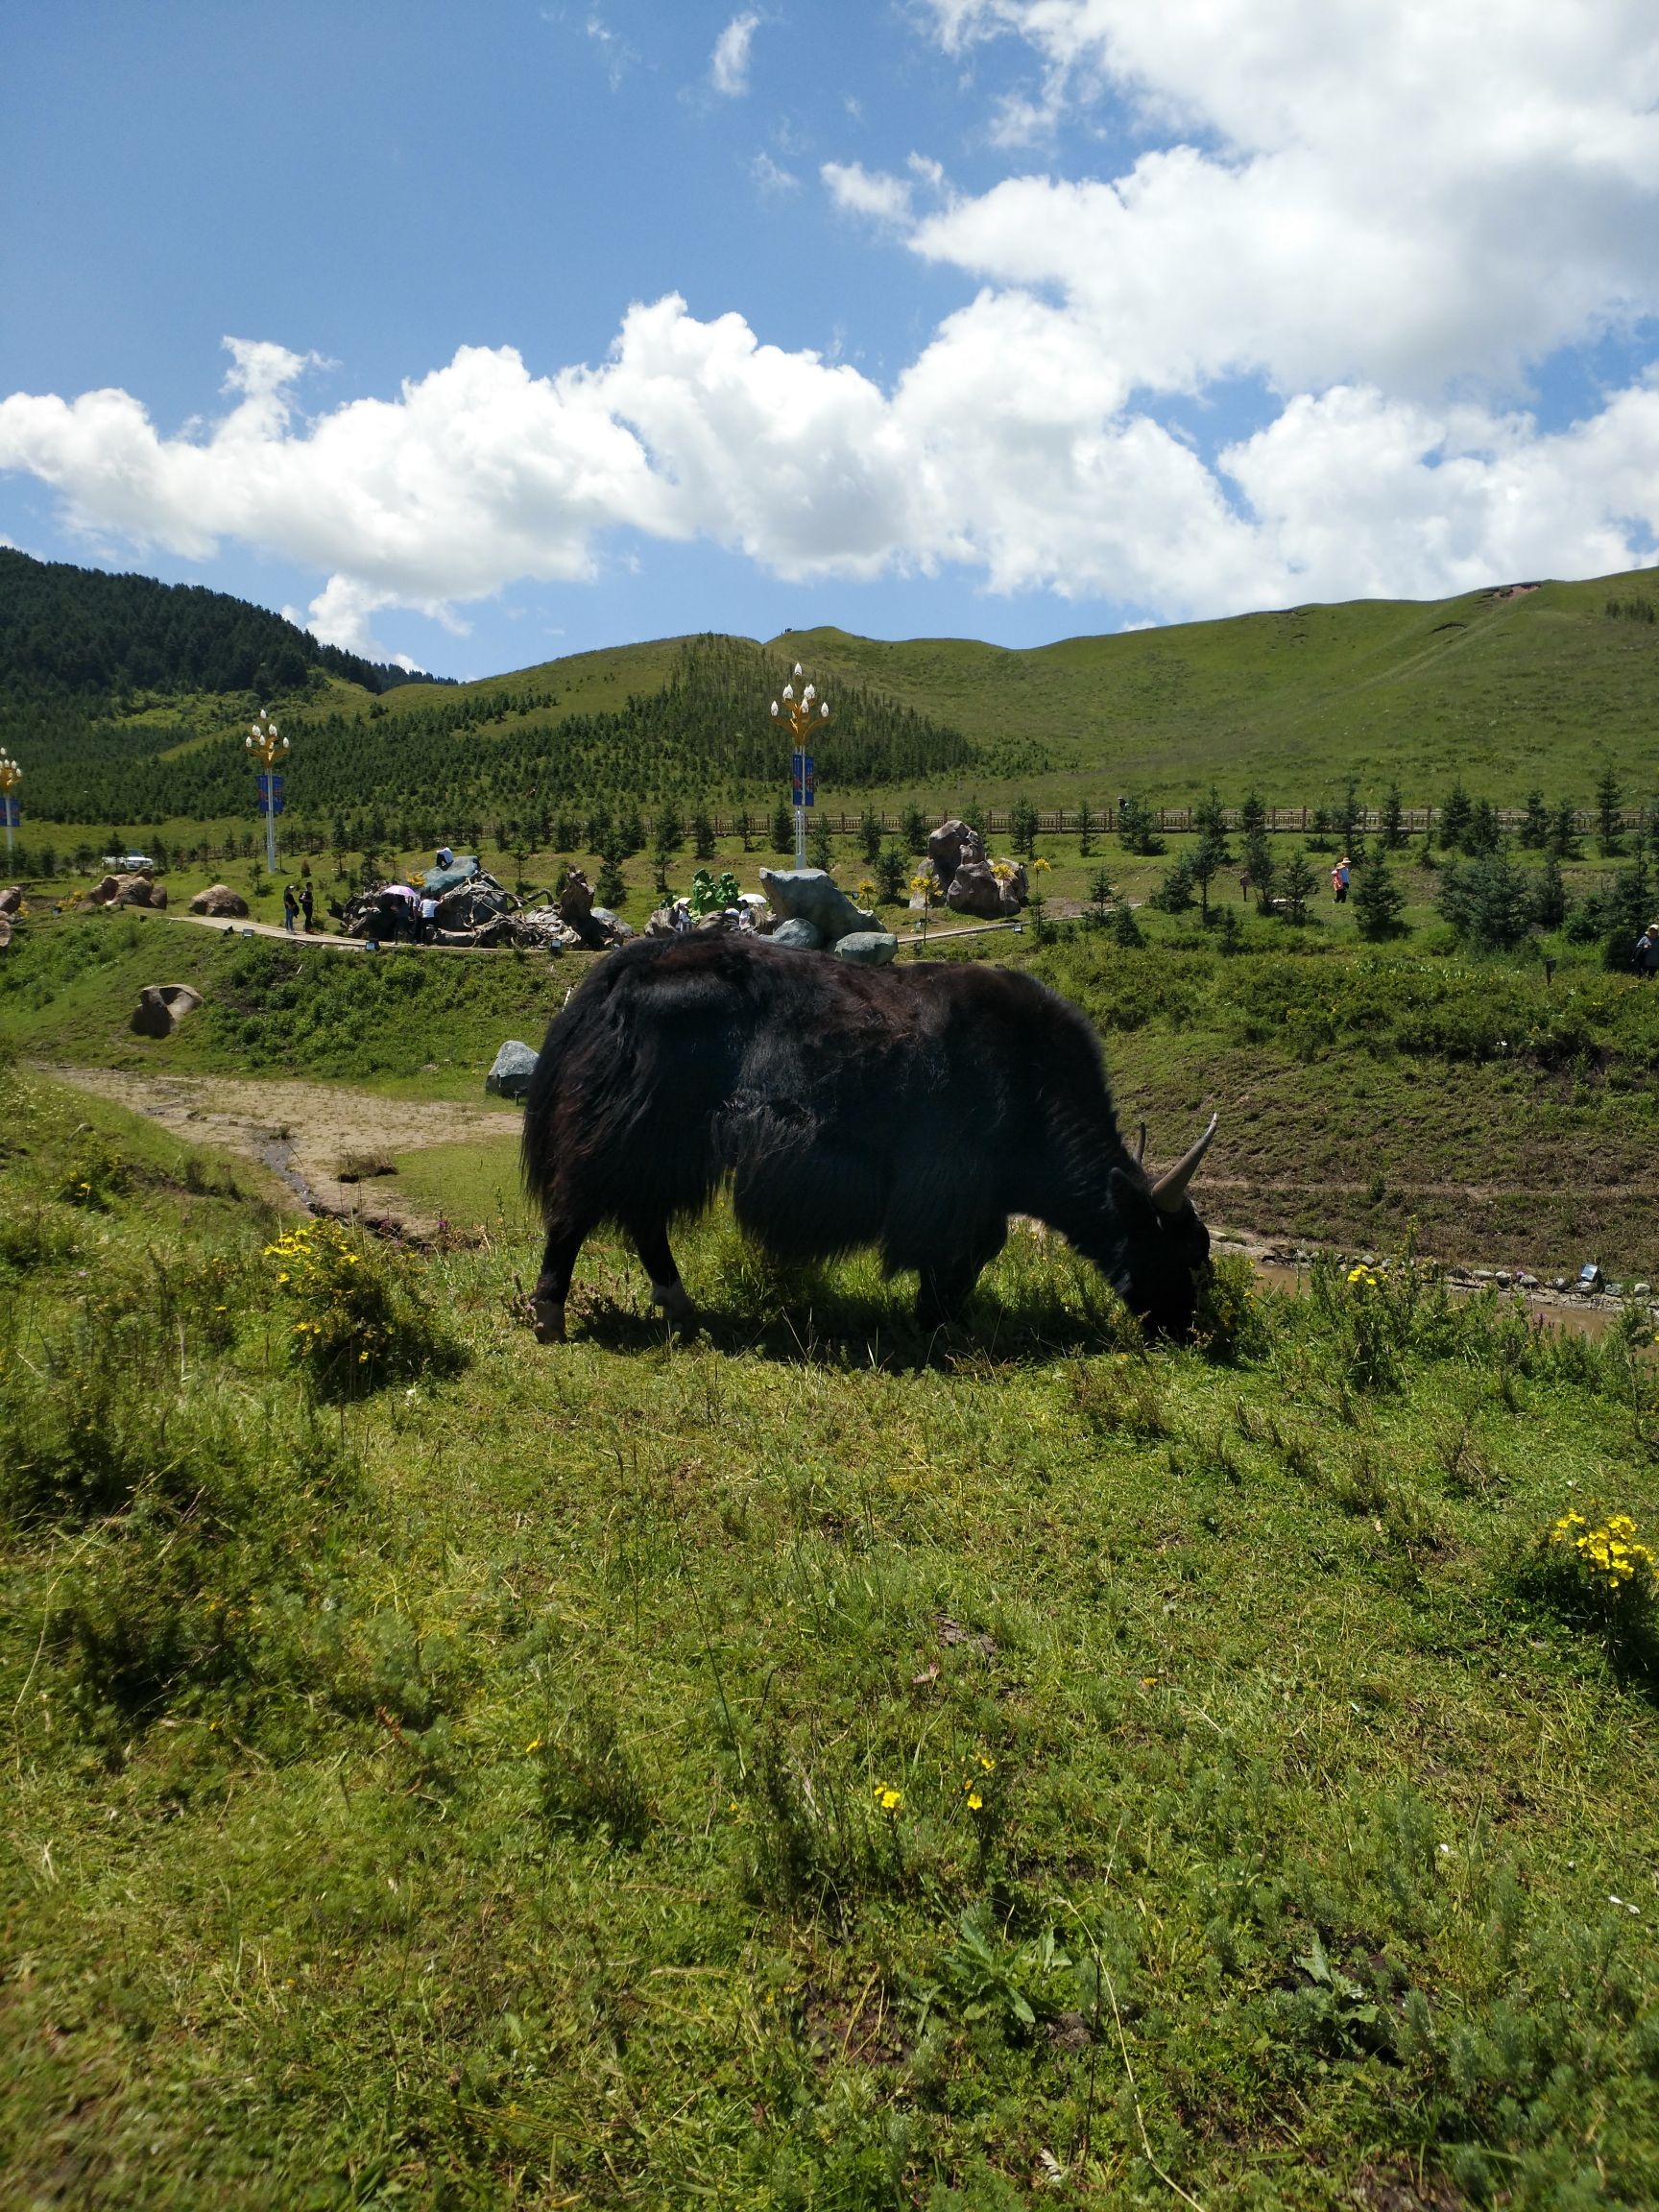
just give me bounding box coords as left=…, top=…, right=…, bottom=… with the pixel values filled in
left=529, top=1214, right=590, bottom=1343
left=916, top=1222, right=1007, bottom=1332
left=633, top=1220, right=697, bottom=1334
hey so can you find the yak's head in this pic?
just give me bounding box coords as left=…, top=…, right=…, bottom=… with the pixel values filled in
left=1106, top=1115, right=1217, bottom=1341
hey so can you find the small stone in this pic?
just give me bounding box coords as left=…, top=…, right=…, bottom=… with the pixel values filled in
left=1495, top=1270, right=1512, bottom=1287
left=486, top=1040, right=540, bottom=1099
left=1634, top=1283, right=1652, bottom=1299
left=1551, top=1278, right=1569, bottom=1292
left=770, top=917, right=826, bottom=950
left=832, top=930, right=901, bottom=965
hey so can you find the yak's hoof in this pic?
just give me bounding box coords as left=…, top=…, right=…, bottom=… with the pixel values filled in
left=528, top=1296, right=566, bottom=1344
left=651, top=1284, right=698, bottom=1334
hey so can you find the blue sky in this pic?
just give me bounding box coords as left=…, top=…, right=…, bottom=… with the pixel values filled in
left=4, top=1, right=1658, bottom=678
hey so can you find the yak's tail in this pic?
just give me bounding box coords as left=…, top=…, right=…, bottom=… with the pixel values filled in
left=519, top=944, right=664, bottom=1214
left=519, top=978, right=590, bottom=1213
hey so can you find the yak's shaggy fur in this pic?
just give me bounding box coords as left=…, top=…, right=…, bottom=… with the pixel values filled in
left=521, top=934, right=1211, bottom=1340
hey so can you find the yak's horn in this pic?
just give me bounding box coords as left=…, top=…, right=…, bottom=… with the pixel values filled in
left=1149, top=1113, right=1218, bottom=1214
left=1135, top=1121, right=1147, bottom=1165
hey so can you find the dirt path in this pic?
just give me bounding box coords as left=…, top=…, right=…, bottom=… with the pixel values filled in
left=38, top=1066, right=520, bottom=1225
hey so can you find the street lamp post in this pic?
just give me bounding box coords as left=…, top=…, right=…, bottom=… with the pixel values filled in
left=0, top=751, right=19, bottom=869
left=245, top=709, right=290, bottom=877
left=769, top=663, right=830, bottom=870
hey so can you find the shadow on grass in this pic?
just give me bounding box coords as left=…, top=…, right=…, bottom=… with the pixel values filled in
left=562, top=1225, right=1154, bottom=1372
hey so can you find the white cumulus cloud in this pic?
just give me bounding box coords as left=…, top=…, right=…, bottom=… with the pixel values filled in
left=710, top=12, right=759, bottom=96
left=6, top=3, right=1659, bottom=644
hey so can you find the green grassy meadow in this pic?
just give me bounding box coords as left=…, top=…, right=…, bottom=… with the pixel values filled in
left=5, top=1050, right=1659, bottom=2209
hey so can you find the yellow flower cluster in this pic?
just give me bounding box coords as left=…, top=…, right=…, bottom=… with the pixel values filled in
left=1347, top=1263, right=1382, bottom=1288
left=963, top=1750, right=996, bottom=1814
left=873, top=1783, right=902, bottom=1813
left=264, top=1219, right=386, bottom=1363
left=1550, top=1510, right=1658, bottom=1594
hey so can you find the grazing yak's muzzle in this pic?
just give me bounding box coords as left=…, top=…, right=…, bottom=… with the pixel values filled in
left=1114, top=1114, right=1220, bottom=1340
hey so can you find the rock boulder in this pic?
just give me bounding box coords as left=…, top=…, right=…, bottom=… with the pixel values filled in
left=769, top=917, right=825, bottom=950
left=757, top=867, right=877, bottom=944
left=89, top=871, right=167, bottom=910
left=188, top=882, right=249, bottom=918
left=0, top=884, right=21, bottom=915
left=927, top=820, right=985, bottom=890
left=832, top=931, right=900, bottom=965
left=946, top=858, right=1027, bottom=919
left=130, top=983, right=203, bottom=1037
left=486, top=1040, right=540, bottom=1099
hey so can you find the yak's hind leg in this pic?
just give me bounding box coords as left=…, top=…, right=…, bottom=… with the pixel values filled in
left=632, top=1219, right=697, bottom=1334
left=529, top=1214, right=591, bottom=1344
left=916, top=1220, right=1007, bottom=1332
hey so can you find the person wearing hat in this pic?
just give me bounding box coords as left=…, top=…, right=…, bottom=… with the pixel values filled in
left=1636, top=921, right=1659, bottom=978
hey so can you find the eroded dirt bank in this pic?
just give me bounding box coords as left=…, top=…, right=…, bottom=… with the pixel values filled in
left=37, top=1065, right=519, bottom=1225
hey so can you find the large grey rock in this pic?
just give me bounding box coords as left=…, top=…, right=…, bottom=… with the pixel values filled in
left=927, top=820, right=984, bottom=890
left=0, top=885, right=21, bottom=915
left=769, top=917, right=825, bottom=950
left=189, top=882, right=249, bottom=917
left=832, top=931, right=900, bottom=966
left=130, top=983, right=202, bottom=1037
left=486, top=1040, right=540, bottom=1099
left=946, top=858, right=1027, bottom=918
left=0, top=913, right=11, bottom=950
left=758, top=867, right=877, bottom=944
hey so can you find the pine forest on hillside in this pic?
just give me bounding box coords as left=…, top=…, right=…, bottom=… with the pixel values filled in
left=11, top=632, right=998, bottom=827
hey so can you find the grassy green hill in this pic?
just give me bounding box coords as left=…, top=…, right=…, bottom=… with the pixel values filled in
left=345, top=567, right=1659, bottom=809
left=10, top=562, right=1659, bottom=834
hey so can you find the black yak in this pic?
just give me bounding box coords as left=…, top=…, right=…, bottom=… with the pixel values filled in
left=521, top=933, right=1216, bottom=1342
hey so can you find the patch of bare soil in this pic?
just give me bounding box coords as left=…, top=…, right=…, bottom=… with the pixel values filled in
left=36, top=1066, right=519, bottom=1227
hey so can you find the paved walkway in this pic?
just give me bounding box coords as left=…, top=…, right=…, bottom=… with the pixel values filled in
left=154, top=910, right=519, bottom=956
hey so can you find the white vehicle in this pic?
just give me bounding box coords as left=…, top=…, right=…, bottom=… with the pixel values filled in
left=103, top=853, right=157, bottom=872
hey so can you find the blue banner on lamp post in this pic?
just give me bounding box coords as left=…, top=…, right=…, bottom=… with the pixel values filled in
left=255, top=772, right=285, bottom=815
left=790, top=752, right=815, bottom=808
left=0, top=795, right=17, bottom=830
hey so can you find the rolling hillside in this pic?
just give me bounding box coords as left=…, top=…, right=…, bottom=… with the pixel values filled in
left=251, top=565, right=1659, bottom=811
left=6, top=551, right=1659, bottom=825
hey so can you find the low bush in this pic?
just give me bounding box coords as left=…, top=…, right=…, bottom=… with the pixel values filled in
left=264, top=1217, right=464, bottom=1398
